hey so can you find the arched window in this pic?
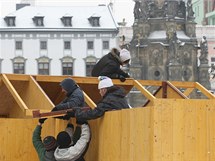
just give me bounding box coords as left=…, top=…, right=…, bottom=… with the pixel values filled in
left=60, top=56, right=75, bottom=75
left=36, top=56, right=51, bottom=75
left=84, top=55, right=98, bottom=76
left=11, top=56, right=26, bottom=74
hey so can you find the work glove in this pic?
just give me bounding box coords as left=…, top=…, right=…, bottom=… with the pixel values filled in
left=119, top=75, right=126, bottom=82
left=76, top=118, right=88, bottom=125
left=51, top=105, right=61, bottom=112
left=67, top=123, right=74, bottom=129
left=39, top=118, right=47, bottom=124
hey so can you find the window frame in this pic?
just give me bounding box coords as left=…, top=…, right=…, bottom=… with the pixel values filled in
left=87, top=41, right=94, bottom=50
left=15, top=41, right=22, bottom=50
left=40, top=41, right=47, bottom=50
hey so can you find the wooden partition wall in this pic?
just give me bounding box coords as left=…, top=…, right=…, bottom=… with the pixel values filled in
left=0, top=99, right=214, bottom=161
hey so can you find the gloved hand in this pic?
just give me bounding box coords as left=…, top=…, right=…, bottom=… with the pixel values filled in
left=66, top=111, right=75, bottom=118
left=119, top=75, right=126, bottom=82
left=67, top=123, right=74, bottom=129
left=76, top=118, right=88, bottom=125
left=39, top=118, right=47, bottom=124
left=51, top=105, right=60, bottom=112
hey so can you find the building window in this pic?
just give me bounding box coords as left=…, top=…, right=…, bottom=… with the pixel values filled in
left=4, top=16, right=15, bottom=26
left=61, top=15, right=72, bottom=26
left=40, top=41, right=47, bottom=50
left=36, top=56, right=51, bottom=75
left=60, top=56, right=74, bottom=75
left=87, top=41, right=94, bottom=50
left=11, top=56, right=26, bottom=74
left=64, top=41, right=71, bottom=50
left=33, top=16, right=44, bottom=26
left=14, top=63, right=25, bottom=74
left=0, top=59, right=2, bottom=73
left=88, top=14, right=100, bottom=27
left=15, top=41, right=22, bottom=50
left=211, top=57, right=215, bottom=63
left=103, top=41, right=109, bottom=49
left=38, top=63, right=49, bottom=75
left=84, top=55, right=97, bottom=76
left=62, top=62, right=73, bottom=75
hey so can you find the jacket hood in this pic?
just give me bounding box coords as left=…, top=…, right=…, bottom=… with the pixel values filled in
left=60, top=78, right=78, bottom=95
left=109, top=48, right=122, bottom=65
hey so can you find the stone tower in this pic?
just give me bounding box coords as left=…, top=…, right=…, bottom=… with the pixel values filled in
left=129, top=0, right=210, bottom=106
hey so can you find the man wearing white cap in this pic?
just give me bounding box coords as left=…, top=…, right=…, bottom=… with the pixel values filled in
left=73, top=76, right=129, bottom=120
left=91, top=48, right=131, bottom=82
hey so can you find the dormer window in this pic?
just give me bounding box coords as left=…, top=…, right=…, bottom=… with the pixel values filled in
left=4, top=15, right=16, bottom=26
left=61, top=14, right=73, bottom=26
left=88, top=14, right=100, bottom=27
left=33, top=14, right=44, bottom=26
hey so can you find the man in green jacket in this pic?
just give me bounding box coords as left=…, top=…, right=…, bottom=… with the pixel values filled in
left=32, top=118, right=58, bottom=161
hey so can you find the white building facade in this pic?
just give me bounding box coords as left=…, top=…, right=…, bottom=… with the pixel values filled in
left=0, top=5, right=118, bottom=76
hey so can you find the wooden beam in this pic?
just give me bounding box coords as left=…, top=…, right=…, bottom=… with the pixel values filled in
left=1, top=74, right=28, bottom=111
left=32, top=107, right=91, bottom=118
left=133, top=80, right=156, bottom=102
left=166, top=81, right=188, bottom=99
left=137, top=79, right=163, bottom=86
left=4, top=74, right=30, bottom=81
left=183, top=88, right=194, bottom=96
left=29, top=76, right=55, bottom=108
left=170, top=81, right=195, bottom=88
left=83, top=91, right=96, bottom=108
left=195, top=82, right=215, bottom=99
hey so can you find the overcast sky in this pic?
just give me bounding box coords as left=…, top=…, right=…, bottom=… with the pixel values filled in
left=0, top=0, right=135, bottom=26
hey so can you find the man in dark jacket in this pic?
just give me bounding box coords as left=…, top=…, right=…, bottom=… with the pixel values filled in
left=52, top=78, right=84, bottom=111
left=51, top=78, right=88, bottom=161
left=74, top=76, right=129, bottom=120
left=91, top=48, right=131, bottom=82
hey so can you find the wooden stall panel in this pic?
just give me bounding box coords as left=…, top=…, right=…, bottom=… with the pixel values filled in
left=0, top=118, right=57, bottom=161
left=152, top=99, right=215, bottom=161
left=0, top=83, right=19, bottom=117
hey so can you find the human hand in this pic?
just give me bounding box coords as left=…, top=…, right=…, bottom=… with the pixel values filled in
left=119, top=75, right=126, bottom=82
left=76, top=118, right=88, bottom=125
left=39, top=118, right=47, bottom=124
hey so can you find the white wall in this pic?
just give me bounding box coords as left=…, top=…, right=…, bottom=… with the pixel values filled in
left=0, top=32, right=117, bottom=76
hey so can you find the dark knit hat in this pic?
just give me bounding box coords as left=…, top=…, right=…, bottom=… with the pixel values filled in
left=43, top=136, right=57, bottom=151
left=60, top=78, right=77, bottom=94
left=57, top=131, right=71, bottom=148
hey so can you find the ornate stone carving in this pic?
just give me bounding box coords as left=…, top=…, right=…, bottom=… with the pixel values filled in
left=199, top=36, right=209, bottom=64
left=182, top=66, right=192, bottom=81
left=187, top=0, right=195, bottom=21
left=149, top=49, right=163, bottom=66
left=182, top=51, right=191, bottom=65
left=150, top=67, right=163, bottom=80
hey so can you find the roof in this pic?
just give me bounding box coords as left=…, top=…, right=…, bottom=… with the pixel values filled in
left=148, top=30, right=190, bottom=41
left=0, top=5, right=118, bottom=32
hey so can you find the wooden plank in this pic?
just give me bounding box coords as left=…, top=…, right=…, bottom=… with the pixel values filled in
left=170, top=81, right=195, bottom=88
left=137, top=79, right=163, bottom=86
left=1, top=74, right=28, bottom=111
left=28, top=76, right=54, bottom=110
left=183, top=88, right=194, bottom=97
left=83, top=91, right=96, bottom=108
left=166, top=81, right=188, bottom=99
left=4, top=74, right=30, bottom=81
left=133, top=80, right=156, bottom=102
left=195, top=82, right=215, bottom=99
left=32, top=107, right=91, bottom=118
left=172, top=100, right=185, bottom=161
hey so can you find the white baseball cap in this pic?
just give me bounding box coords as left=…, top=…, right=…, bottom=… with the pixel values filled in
left=98, top=76, right=113, bottom=89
